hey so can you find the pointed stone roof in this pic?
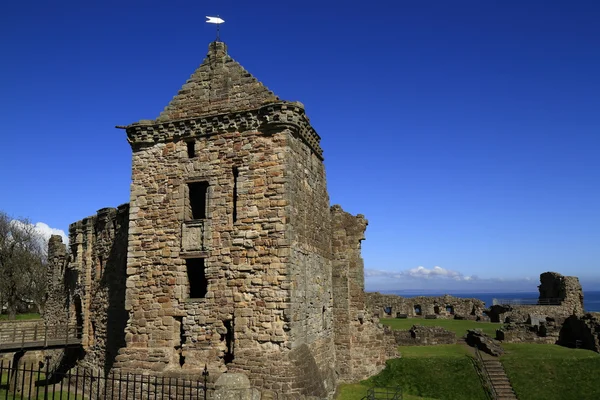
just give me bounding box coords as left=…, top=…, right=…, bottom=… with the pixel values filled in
left=156, top=41, right=280, bottom=121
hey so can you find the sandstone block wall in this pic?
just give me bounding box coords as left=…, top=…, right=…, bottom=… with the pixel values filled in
left=43, top=40, right=395, bottom=398
left=393, top=325, right=456, bottom=346
left=114, top=41, right=346, bottom=398
left=331, top=206, right=396, bottom=383
left=45, top=205, right=129, bottom=375
left=488, top=272, right=585, bottom=323
left=558, top=314, right=600, bottom=352
left=365, top=293, right=485, bottom=320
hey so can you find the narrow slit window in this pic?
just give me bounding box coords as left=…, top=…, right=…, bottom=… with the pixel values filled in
left=223, top=319, right=234, bottom=364
left=188, top=181, right=209, bottom=220
left=232, top=167, right=239, bottom=223
left=174, top=316, right=186, bottom=367
left=186, top=141, right=195, bottom=158
left=186, top=258, right=208, bottom=299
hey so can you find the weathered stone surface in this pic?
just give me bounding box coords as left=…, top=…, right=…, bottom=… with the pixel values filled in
left=214, top=373, right=260, bottom=400
left=366, top=293, right=485, bottom=320
left=45, top=40, right=393, bottom=398
left=45, top=205, right=129, bottom=374
left=157, top=42, right=280, bottom=122
left=558, top=314, right=600, bottom=352
left=331, top=207, right=397, bottom=383
left=466, top=330, right=504, bottom=357
left=486, top=272, right=585, bottom=324
left=393, top=325, right=456, bottom=346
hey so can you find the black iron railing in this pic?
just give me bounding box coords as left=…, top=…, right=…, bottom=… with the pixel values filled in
left=0, top=359, right=207, bottom=399
left=365, top=386, right=402, bottom=400
left=474, top=346, right=498, bottom=400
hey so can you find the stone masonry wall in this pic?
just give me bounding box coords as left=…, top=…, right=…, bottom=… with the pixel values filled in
left=113, top=40, right=344, bottom=398
left=393, top=325, right=457, bottom=346
left=45, top=40, right=396, bottom=398
left=45, top=235, right=69, bottom=326
left=331, top=206, right=396, bottom=383
left=539, top=272, right=584, bottom=315
left=488, top=272, right=585, bottom=323
left=44, top=206, right=129, bottom=375
left=365, top=293, right=485, bottom=320
left=115, top=128, right=291, bottom=379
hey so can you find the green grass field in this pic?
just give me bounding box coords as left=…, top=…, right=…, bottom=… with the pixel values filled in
left=380, top=317, right=501, bottom=337
left=0, top=313, right=41, bottom=321
left=1, top=371, right=86, bottom=400
left=501, top=343, right=600, bottom=400
left=336, top=345, right=487, bottom=400
left=336, top=383, right=435, bottom=400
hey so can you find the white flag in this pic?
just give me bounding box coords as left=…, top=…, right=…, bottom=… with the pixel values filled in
left=206, top=16, right=225, bottom=24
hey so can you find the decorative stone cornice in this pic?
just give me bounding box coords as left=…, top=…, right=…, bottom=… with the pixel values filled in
left=119, top=101, right=323, bottom=160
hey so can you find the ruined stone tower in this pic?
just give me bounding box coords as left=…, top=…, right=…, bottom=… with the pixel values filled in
left=113, top=40, right=337, bottom=395
left=46, top=41, right=394, bottom=398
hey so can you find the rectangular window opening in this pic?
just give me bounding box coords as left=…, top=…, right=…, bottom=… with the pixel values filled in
left=187, top=181, right=209, bottom=220
left=186, top=141, right=195, bottom=158
left=186, top=258, right=208, bottom=299
left=232, top=167, right=239, bottom=223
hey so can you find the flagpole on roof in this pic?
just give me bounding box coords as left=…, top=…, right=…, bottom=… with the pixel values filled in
left=206, top=16, right=225, bottom=41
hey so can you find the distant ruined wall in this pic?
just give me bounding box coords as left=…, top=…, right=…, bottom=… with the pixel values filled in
left=488, top=272, right=585, bottom=323
left=45, top=205, right=129, bottom=375
left=365, top=293, right=485, bottom=320
left=539, top=272, right=584, bottom=315
left=331, top=206, right=396, bottom=383
left=393, top=325, right=457, bottom=346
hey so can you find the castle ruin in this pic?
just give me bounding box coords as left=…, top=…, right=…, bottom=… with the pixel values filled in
left=44, top=41, right=395, bottom=398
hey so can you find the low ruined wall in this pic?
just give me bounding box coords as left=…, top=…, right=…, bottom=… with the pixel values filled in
left=331, top=206, right=397, bottom=383
left=393, top=325, right=456, bottom=346
left=366, top=293, right=485, bottom=320
left=558, top=314, right=600, bottom=352
left=496, top=320, right=561, bottom=345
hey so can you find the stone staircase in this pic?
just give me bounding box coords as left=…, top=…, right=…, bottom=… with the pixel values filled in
left=482, top=359, right=518, bottom=400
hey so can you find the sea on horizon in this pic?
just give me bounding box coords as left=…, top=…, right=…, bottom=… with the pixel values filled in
left=377, top=290, right=600, bottom=313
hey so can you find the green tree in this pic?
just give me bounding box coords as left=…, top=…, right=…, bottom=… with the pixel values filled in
left=0, top=211, right=47, bottom=319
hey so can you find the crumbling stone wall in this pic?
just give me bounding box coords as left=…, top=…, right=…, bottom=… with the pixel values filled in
left=44, top=206, right=129, bottom=375
left=331, top=206, right=396, bottom=383
left=496, top=318, right=563, bottom=344
left=46, top=40, right=394, bottom=398
left=539, top=272, right=584, bottom=315
left=558, top=314, right=600, bottom=352
left=393, top=325, right=456, bottom=346
left=487, top=272, right=584, bottom=323
left=109, top=41, right=391, bottom=398
left=365, top=293, right=485, bottom=320
left=44, top=236, right=69, bottom=326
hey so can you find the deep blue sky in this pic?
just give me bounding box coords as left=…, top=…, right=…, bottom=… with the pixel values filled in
left=1, top=1, right=599, bottom=292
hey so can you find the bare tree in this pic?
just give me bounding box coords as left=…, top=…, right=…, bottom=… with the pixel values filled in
left=0, top=211, right=47, bottom=319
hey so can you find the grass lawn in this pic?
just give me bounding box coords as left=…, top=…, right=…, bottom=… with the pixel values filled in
left=336, top=383, right=436, bottom=400
left=380, top=317, right=501, bottom=337
left=1, top=371, right=86, bottom=400
left=501, top=343, right=600, bottom=400
left=0, top=314, right=41, bottom=321
left=337, top=345, right=487, bottom=400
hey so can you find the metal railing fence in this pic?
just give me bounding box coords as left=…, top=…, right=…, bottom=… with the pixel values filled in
left=0, top=359, right=207, bottom=399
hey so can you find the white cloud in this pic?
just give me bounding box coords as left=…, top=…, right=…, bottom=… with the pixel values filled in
left=365, top=266, right=475, bottom=282
left=32, top=222, right=68, bottom=246
left=10, top=220, right=68, bottom=253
